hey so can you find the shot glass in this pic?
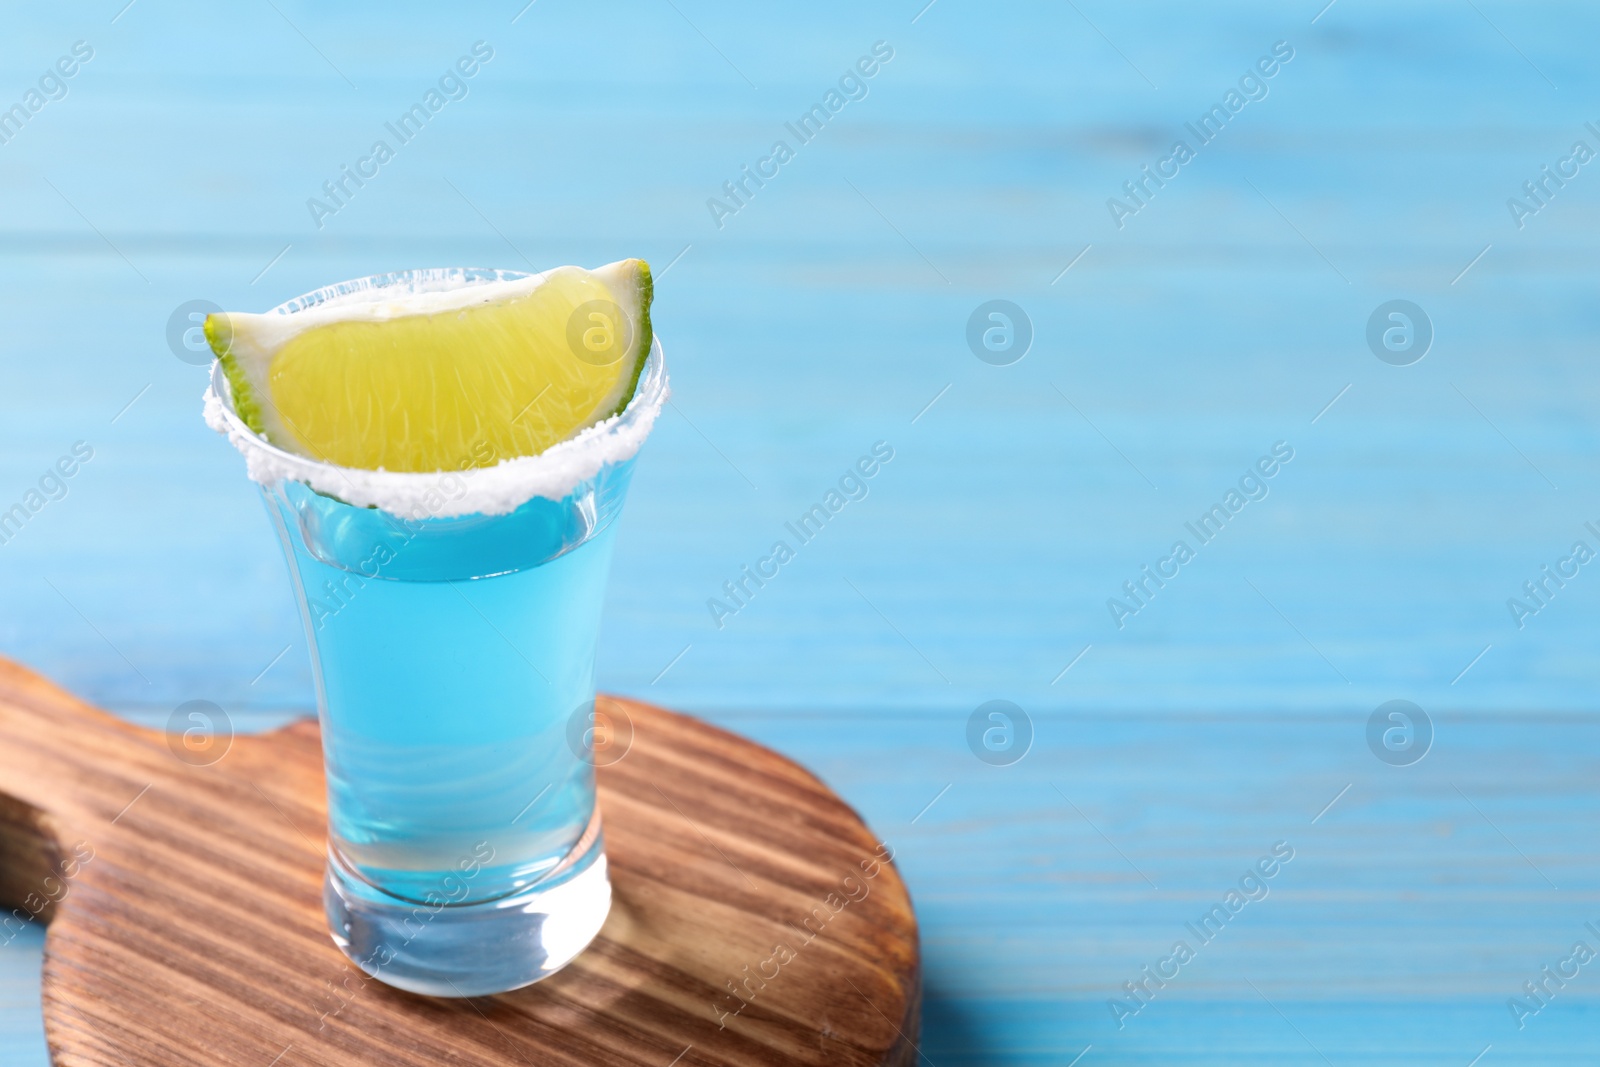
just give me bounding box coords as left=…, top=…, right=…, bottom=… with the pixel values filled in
left=203, top=268, right=667, bottom=996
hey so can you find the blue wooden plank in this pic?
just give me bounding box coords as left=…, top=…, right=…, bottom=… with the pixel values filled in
left=3, top=0, right=1600, bottom=1062
left=0, top=922, right=45, bottom=1064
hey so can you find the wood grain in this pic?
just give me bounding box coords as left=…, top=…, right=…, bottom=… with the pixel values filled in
left=0, top=658, right=919, bottom=1066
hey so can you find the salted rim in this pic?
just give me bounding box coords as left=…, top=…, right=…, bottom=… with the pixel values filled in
left=201, top=268, right=669, bottom=520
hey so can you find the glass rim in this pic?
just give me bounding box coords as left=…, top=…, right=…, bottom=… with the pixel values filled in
left=202, top=267, right=669, bottom=519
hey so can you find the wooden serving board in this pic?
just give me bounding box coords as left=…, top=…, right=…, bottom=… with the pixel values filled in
left=0, top=659, right=920, bottom=1066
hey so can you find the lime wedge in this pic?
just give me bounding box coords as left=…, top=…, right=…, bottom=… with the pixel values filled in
left=205, top=259, right=652, bottom=473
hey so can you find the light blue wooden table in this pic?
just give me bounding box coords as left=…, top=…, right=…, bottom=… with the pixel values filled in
left=3, top=0, right=1598, bottom=1062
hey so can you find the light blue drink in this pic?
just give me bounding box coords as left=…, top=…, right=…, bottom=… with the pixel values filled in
left=265, top=464, right=631, bottom=996
left=284, top=508, right=620, bottom=909
left=206, top=268, right=666, bottom=997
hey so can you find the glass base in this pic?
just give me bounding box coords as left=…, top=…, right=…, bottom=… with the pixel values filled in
left=323, top=823, right=611, bottom=997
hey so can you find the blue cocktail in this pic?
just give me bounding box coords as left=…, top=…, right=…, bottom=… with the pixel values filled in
left=204, top=268, right=666, bottom=996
